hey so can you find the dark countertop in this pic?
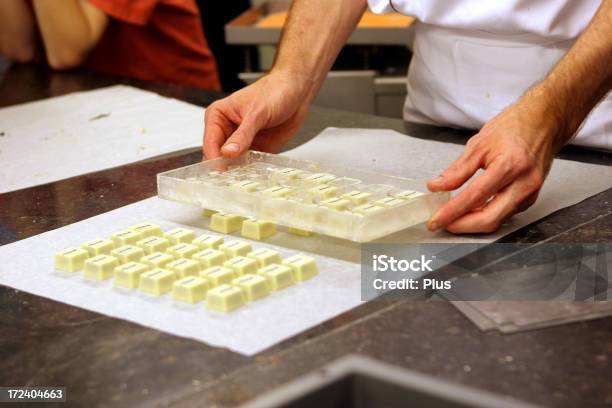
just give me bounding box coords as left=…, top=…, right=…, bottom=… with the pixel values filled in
left=0, top=64, right=611, bottom=408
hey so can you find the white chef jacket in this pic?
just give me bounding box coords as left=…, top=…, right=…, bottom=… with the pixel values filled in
left=368, top=0, right=611, bottom=151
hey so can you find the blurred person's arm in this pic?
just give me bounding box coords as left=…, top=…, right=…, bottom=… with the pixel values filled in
left=203, top=0, right=367, bottom=159
left=32, top=0, right=108, bottom=70
left=0, top=0, right=36, bottom=62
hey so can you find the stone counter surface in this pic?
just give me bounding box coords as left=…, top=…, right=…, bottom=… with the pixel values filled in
left=0, top=64, right=611, bottom=408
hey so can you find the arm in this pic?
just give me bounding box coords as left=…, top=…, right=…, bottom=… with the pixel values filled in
left=203, top=0, right=367, bottom=159
left=0, top=0, right=36, bottom=63
left=427, top=0, right=612, bottom=234
left=32, top=0, right=108, bottom=70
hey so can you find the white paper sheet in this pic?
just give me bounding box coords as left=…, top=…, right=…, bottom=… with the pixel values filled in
left=286, top=128, right=612, bottom=243
left=0, top=85, right=204, bottom=194
left=0, top=128, right=609, bottom=355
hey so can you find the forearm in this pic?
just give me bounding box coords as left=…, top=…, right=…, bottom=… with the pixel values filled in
left=525, top=0, right=612, bottom=151
left=0, top=0, right=36, bottom=62
left=32, top=0, right=107, bottom=69
left=271, top=0, right=367, bottom=101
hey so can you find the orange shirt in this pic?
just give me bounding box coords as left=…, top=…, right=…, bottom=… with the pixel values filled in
left=85, top=0, right=221, bottom=91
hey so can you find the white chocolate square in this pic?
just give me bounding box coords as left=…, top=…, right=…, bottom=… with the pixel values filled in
left=114, top=262, right=149, bottom=288
left=210, top=213, right=243, bottom=234
left=392, top=190, right=424, bottom=200
left=352, top=203, right=385, bottom=216
left=129, top=222, right=162, bottom=238
left=206, top=284, right=244, bottom=313
left=193, top=249, right=226, bottom=268
left=81, top=239, right=114, bottom=256
left=111, top=229, right=143, bottom=246
left=257, top=264, right=294, bottom=291
left=271, top=168, right=303, bottom=184
left=193, top=234, right=224, bottom=250
left=374, top=197, right=405, bottom=208
left=84, top=254, right=119, bottom=280
left=172, top=276, right=209, bottom=304
left=232, top=274, right=269, bottom=302
left=224, top=256, right=258, bottom=276
left=137, top=236, right=170, bottom=255
left=241, top=219, right=276, bottom=240
left=202, top=208, right=218, bottom=217
left=307, top=184, right=338, bottom=201
left=219, top=240, right=253, bottom=258
left=320, top=197, right=350, bottom=211
left=164, top=227, right=196, bottom=244
left=262, top=186, right=293, bottom=198
left=139, top=268, right=175, bottom=295
left=283, top=254, right=319, bottom=281
left=200, top=266, right=235, bottom=287
left=111, top=245, right=144, bottom=264
left=232, top=180, right=261, bottom=192
left=140, top=251, right=174, bottom=268
left=303, top=173, right=337, bottom=186
left=167, top=243, right=199, bottom=259
left=248, top=248, right=282, bottom=268
left=287, top=227, right=313, bottom=237
left=55, top=247, right=89, bottom=272
left=166, top=258, right=201, bottom=278
left=341, top=190, right=372, bottom=205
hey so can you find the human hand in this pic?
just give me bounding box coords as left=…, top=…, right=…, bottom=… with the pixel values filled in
left=203, top=72, right=312, bottom=159
left=426, top=97, right=565, bottom=234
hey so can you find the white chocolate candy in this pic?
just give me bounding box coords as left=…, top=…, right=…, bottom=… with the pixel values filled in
left=303, top=173, right=337, bottom=186
left=287, top=227, right=313, bottom=237
left=232, top=274, right=269, bottom=302
left=129, top=222, right=162, bottom=238
left=283, top=254, right=319, bottom=281
left=374, top=197, right=405, bottom=208
left=193, top=234, right=224, bottom=250
left=81, top=239, right=114, bottom=256
left=172, top=276, right=209, bottom=304
left=193, top=249, right=226, bottom=268
left=232, top=180, right=261, bottom=192
left=341, top=190, right=372, bottom=205
left=307, top=184, right=338, bottom=201
left=200, top=266, right=235, bottom=287
left=320, top=197, right=350, bottom=211
left=139, top=268, right=175, bottom=295
left=352, top=203, right=385, bottom=216
left=55, top=247, right=89, bottom=272
left=248, top=248, right=282, bottom=268
left=84, top=254, right=119, bottom=280
left=114, top=262, right=149, bottom=288
left=111, top=245, right=144, bottom=264
left=164, top=227, right=196, bottom=244
left=392, top=190, right=424, bottom=200
left=166, top=258, right=201, bottom=278
left=137, top=236, right=170, bottom=255
left=167, top=243, right=199, bottom=259
left=257, top=264, right=294, bottom=291
left=111, top=229, right=143, bottom=246
left=206, top=284, right=244, bottom=313
left=140, top=251, right=174, bottom=269
left=210, top=213, right=243, bottom=234
left=223, top=256, right=258, bottom=276
left=219, top=240, right=253, bottom=258
left=271, top=168, right=303, bottom=184
left=241, top=219, right=276, bottom=240
left=262, top=186, right=293, bottom=198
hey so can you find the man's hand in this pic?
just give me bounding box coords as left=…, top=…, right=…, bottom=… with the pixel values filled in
left=428, top=0, right=611, bottom=234
left=427, top=97, right=557, bottom=234
left=203, top=72, right=311, bottom=159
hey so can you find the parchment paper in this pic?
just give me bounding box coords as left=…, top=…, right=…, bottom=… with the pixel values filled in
left=0, top=85, right=204, bottom=194
left=0, top=128, right=610, bottom=354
